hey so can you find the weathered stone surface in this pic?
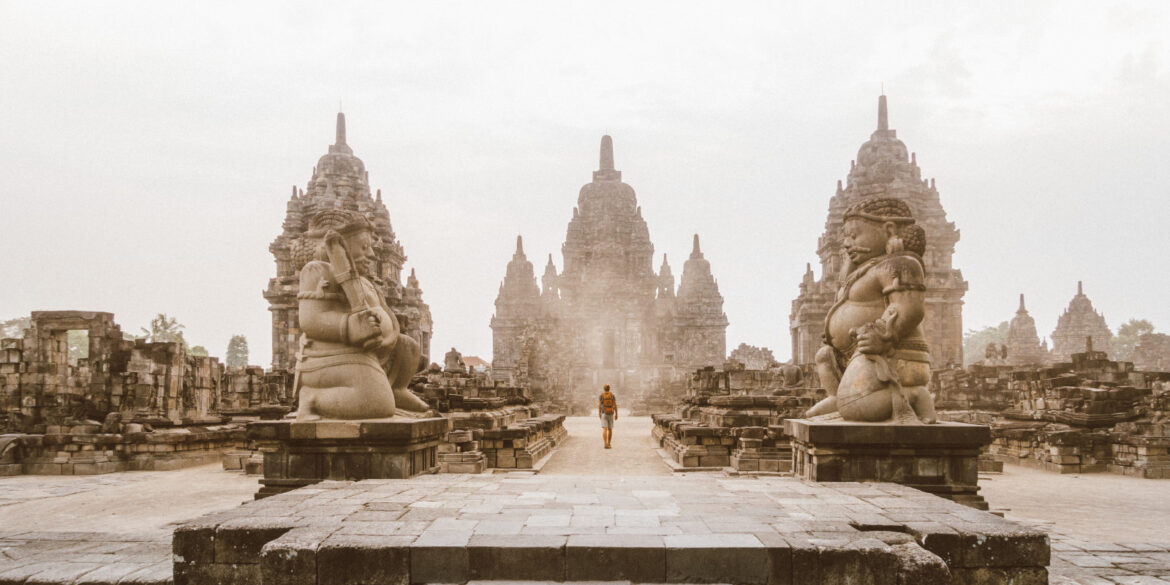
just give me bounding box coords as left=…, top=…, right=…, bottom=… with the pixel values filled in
left=786, top=419, right=991, bottom=509
left=248, top=418, right=448, bottom=498
left=170, top=473, right=1048, bottom=584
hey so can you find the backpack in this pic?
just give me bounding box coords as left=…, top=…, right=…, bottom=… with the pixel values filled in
left=600, top=392, right=616, bottom=414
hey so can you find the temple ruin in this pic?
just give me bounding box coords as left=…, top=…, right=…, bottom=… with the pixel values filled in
left=264, top=113, right=433, bottom=375
left=0, top=311, right=280, bottom=475
left=491, top=136, right=728, bottom=410
left=1006, top=294, right=1047, bottom=367
left=790, top=95, right=967, bottom=368
left=1049, top=281, right=1113, bottom=362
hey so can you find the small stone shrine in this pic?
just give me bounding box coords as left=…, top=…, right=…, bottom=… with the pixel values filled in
left=1049, top=281, right=1113, bottom=362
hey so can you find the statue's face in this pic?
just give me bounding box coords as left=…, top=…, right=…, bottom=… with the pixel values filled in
left=344, top=230, right=375, bottom=276
left=842, top=218, right=889, bottom=265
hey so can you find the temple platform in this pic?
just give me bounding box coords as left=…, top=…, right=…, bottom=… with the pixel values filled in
left=786, top=418, right=992, bottom=510
left=247, top=417, right=449, bottom=499
left=173, top=473, right=1048, bottom=585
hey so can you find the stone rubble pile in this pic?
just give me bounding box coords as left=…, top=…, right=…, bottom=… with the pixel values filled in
left=651, top=366, right=817, bottom=472
left=933, top=347, right=1170, bottom=478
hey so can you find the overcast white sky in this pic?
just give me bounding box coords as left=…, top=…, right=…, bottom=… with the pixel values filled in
left=2, top=1, right=1168, bottom=367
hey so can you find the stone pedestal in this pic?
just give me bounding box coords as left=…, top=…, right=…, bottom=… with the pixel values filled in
left=247, top=417, right=449, bottom=499
left=785, top=419, right=991, bottom=510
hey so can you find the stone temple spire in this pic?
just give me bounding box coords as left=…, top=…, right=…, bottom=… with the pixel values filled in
left=514, top=235, right=525, bottom=258
left=592, top=135, right=622, bottom=182
left=1018, top=293, right=1027, bottom=313
left=329, top=112, right=353, bottom=155
left=878, top=94, right=889, bottom=132
left=690, top=234, right=703, bottom=259
left=600, top=135, right=614, bottom=170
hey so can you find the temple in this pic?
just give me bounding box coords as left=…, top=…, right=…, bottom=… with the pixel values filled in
left=263, top=113, right=433, bottom=373
left=491, top=136, right=728, bottom=410
left=1006, top=294, right=1047, bottom=366
left=1050, top=281, right=1113, bottom=362
left=790, top=95, right=967, bottom=367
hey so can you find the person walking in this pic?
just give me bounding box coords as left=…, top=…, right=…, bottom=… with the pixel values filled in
left=598, top=384, right=618, bottom=448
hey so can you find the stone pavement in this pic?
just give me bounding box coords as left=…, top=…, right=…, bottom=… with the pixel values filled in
left=172, top=473, right=1048, bottom=584
left=0, top=420, right=1168, bottom=583
left=537, top=415, right=671, bottom=476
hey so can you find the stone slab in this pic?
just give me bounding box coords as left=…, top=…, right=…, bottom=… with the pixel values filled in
left=784, top=418, right=991, bottom=446
left=172, top=473, right=1048, bottom=584
left=249, top=417, right=450, bottom=498
left=786, top=418, right=992, bottom=510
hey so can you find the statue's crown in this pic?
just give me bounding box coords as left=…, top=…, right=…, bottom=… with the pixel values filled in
left=307, top=209, right=373, bottom=236
left=843, top=198, right=915, bottom=225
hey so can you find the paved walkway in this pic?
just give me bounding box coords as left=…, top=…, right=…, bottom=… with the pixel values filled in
left=0, top=420, right=1169, bottom=583
left=538, top=414, right=671, bottom=476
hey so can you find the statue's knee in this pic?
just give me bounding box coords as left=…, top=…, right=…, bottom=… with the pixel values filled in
left=814, top=345, right=835, bottom=365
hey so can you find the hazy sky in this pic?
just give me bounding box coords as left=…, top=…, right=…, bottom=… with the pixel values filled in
left=2, top=2, right=1168, bottom=367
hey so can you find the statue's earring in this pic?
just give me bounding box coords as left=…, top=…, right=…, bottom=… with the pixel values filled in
left=888, top=236, right=904, bottom=253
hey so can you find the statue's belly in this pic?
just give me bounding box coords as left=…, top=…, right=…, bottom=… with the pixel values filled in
left=827, top=300, right=885, bottom=351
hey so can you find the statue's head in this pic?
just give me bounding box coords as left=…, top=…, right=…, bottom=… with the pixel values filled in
left=842, top=198, right=924, bottom=266
left=309, top=210, right=377, bottom=275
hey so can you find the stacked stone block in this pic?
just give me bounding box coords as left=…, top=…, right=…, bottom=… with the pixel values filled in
left=652, top=367, right=816, bottom=472
left=437, top=428, right=485, bottom=473
left=933, top=348, right=1170, bottom=478
left=480, top=414, right=567, bottom=469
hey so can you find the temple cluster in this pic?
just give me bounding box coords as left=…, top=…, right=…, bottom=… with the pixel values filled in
left=490, top=136, right=728, bottom=412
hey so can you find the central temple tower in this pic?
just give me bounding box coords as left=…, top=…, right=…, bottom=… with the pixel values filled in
left=492, top=136, right=727, bottom=410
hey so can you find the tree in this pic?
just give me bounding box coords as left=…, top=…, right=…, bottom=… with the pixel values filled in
left=140, top=313, right=187, bottom=348
left=225, top=334, right=249, bottom=368
left=189, top=345, right=209, bottom=357
left=1114, top=319, right=1155, bottom=361
left=962, top=321, right=1010, bottom=367
left=0, top=316, right=30, bottom=339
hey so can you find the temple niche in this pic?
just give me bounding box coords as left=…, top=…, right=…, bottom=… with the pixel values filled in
left=1049, top=281, right=1113, bottom=362
left=491, top=136, right=728, bottom=411
left=790, top=95, right=967, bottom=368
left=1005, top=294, right=1047, bottom=367
left=264, top=113, right=433, bottom=375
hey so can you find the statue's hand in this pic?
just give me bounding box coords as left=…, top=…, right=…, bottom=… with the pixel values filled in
left=853, top=323, right=894, bottom=356
left=347, top=309, right=381, bottom=347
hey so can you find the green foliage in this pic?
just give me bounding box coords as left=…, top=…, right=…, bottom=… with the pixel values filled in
left=189, top=345, right=209, bottom=357
left=140, top=313, right=187, bottom=348
left=225, top=334, right=249, bottom=368
left=0, top=316, right=30, bottom=339
left=67, top=330, right=89, bottom=363
left=962, top=321, right=1010, bottom=367
left=1114, top=319, right=1155, bottom=361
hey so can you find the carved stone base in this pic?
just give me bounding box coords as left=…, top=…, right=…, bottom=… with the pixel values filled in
left=784, top=419, right=991, bottom=510
left=247, top=417, right=450, bottom=499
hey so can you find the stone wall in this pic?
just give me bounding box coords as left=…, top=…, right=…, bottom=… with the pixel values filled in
left=2, top=422, right=244, bottom=476
left=933, top=349, right=1170, bottom=479
left=1, top=311, right=287, bottom=434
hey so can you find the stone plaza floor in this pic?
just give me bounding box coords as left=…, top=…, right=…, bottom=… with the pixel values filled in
left=0, top=416, right=1165, bottom=584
